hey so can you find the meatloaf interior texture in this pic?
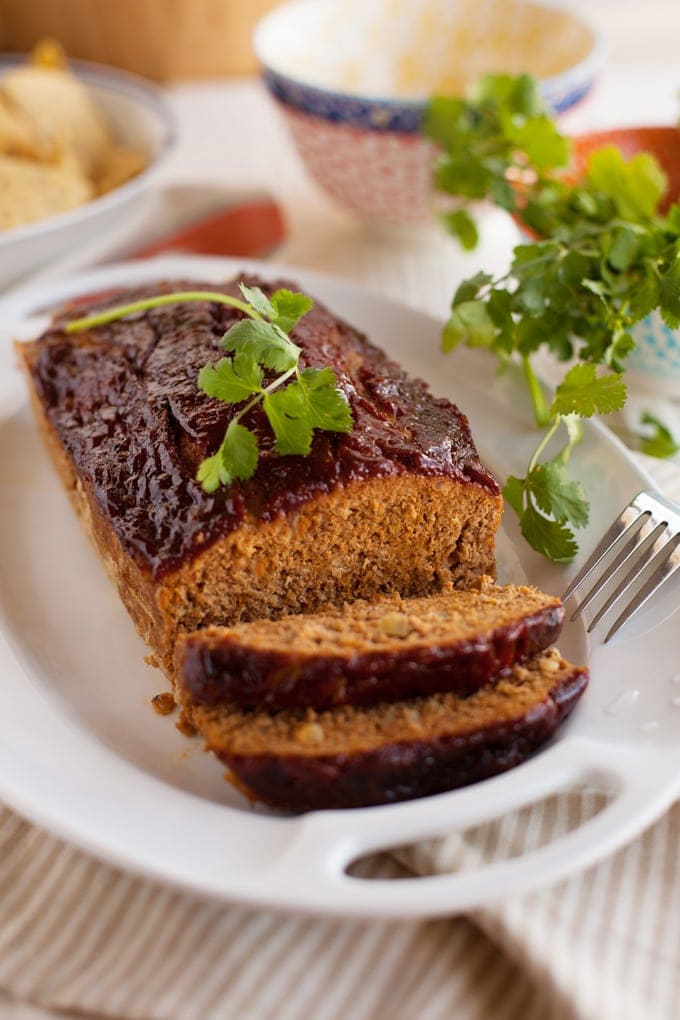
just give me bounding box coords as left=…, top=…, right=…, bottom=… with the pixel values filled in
left=20, top=277, right=503, bottom=677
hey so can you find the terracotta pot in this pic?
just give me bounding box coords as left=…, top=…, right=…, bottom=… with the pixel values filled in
left=570, top=125, right=680, bottom=209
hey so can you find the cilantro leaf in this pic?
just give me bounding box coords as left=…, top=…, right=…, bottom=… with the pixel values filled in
left=423, top=96, right=466, bottom=149
left=527, top=461, right=589, bottom=528
left=221, top=319, right=300, bottom=372
left=628, top=267, right=660, bottom=320
left=586, top=146, right=667, bottom=222
left=238, top=284, right=275, bottom=319
left=469, top=72, right=544, bottom=117
left=441, top=208, right=479, bottom=250
left=502, top=475, right=525, bottom=517
left=263, top=386, right=313, bottom=456
left=261, top=369, right=351, bottom=455
left=608, top=225, right=640, bottom=271
left=453, top=271, right=493, bottom=306
left=501, top=417, right=587, bottom=563
left=237, top=285, right=314, bottom=333
left=198, top=351, right=263, bottom=403
left=221, top=420, right=259, bottom=479
left=269, top=289, right=314, bottom=332
left=196, top=451, right=230, bottom=494
left=442, top=300, right=496, bottom=351
left=296, top=367, right=353, bottom=432
left=510, top=241, right=561, bottom=279
left=636, top=411, right=680, bottom=459
left=520, top=504, right=579, bottom=563
left=550, top=364, right=626, bottom=418
left=505, top=114, right=570, bottom=170
left=434, top=154, right=492, bottom=200
left=196, top=421, right=259, bottom=491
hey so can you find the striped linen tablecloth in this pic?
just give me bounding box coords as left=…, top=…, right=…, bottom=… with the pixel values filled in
left=1, top=63, right=679, bottom=1019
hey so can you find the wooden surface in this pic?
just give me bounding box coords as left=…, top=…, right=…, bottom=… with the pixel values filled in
left=0, top=0, right=281, bottom=80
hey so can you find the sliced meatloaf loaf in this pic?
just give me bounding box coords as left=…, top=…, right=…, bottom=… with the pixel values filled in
left=177, top=582, right=564, bottom=710
left=184, top=649, right=588, bottom=810
left=19, top=277, right=503, bottom=676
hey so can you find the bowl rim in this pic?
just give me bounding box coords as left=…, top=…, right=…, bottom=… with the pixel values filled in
left=571, top=124, right=680, bottom=147
left=0, top=54, right=177, bottom=248
left=252, top=0, right=604, bottom=108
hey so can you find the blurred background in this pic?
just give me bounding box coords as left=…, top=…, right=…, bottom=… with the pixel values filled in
left=0, top=0, right=677, bottom=82
left=0, top=0, right=280, bottom=79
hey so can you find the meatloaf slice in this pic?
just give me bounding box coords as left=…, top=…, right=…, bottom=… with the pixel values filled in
left=18, top=277, right=503, bottom=676
left=184, top=649, right=588, bottom=811
left=177, top=582, right=564, bottom=710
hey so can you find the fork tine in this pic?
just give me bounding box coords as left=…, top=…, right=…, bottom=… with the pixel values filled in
left=561, top=497, right=649, bottom=603
left=564, top=511, right=651, bottom=614
left=569, top=520, right=655, bottom=623
left=604, top=534, right=680, bottom=642
left=585, top=521, right=670, bottom=630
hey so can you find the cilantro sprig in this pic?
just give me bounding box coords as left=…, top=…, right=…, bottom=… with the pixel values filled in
left=425, top=74, right=570, bottom=249
left=425, top=73, right=680, bottom=562
left=504, top=367, right=626, bottom=562
left=66, top=284, right=353, bottom=493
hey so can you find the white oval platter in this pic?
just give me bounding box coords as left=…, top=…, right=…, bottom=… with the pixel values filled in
left=0, top=254, right=678, bottom=919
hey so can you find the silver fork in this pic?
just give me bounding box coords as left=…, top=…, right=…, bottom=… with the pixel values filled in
left=563, top=490, right=680, bottom=643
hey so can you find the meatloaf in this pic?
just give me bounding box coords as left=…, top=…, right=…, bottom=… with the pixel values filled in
left=177, top=582, right=564, bottom=710
left=19, top=277, right=503, bottom=676
left=184, top=649, right=588, bottom=811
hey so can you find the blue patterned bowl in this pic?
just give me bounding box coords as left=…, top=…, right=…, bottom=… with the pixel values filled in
left=253, top=0, right=602, bottom=224
left=627, top=312, right=680, bottom=394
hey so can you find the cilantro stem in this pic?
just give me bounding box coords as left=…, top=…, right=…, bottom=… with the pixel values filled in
left=528, top=415, right=561, bottom=472
left=65, top=291, right=263, bottom=334
left=522, top=355, right=551, bottom=428
left=231, top=365, right=298, bottom=426
left=479, top=251, right=562, bottom=297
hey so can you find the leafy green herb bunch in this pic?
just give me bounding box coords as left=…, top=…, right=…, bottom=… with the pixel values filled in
left=424, top=73, right=680, bottom=562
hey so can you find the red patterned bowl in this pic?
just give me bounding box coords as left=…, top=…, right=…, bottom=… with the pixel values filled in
left=253, top=0, right=601, bottom=225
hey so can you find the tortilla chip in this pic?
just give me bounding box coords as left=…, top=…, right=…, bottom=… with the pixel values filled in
left=0, top=153, right=93, bottom=230
left=0, top=96, right=51, bottom=160
left=1, top=65, right=113, bottom=177
left=0, top=44, right=148, bottom=232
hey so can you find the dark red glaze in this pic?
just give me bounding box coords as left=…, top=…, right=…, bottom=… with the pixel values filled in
left=27, top=277, right=499, bottom=580
left=219, top=667, right=588, bottom=811
left=180, top=603, right=564, bottom=710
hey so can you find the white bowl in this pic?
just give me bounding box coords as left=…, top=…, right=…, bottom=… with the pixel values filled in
left=0, top=57, right=175, bottom=290
left=254, top=0, right=602, bottom=225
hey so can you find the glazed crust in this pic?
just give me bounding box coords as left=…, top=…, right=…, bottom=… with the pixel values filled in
left=177, top=590, right=564, bottom=710
left=188, top=655, right=588, bottom=811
